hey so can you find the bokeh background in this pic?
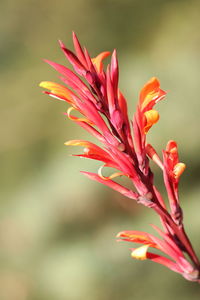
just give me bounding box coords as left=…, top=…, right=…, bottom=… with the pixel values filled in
left=1, top=0, right=200, bottom=299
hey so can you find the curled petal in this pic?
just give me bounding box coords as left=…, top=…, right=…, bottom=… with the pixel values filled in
left=97, top=165, right=125, bottom=180
left=144, top=109, right=159, bottom=133
left=92, top=51, right=110, bottom=73
left=66, top=107, right=94, bottom=125
left=140, top=77, right=166, bottom=112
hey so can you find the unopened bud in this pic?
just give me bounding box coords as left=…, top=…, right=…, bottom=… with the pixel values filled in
left=146, top=144, right=163, bottom=170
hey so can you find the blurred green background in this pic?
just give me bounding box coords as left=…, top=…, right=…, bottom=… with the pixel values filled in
left=1, top=0, right=200, bottom=299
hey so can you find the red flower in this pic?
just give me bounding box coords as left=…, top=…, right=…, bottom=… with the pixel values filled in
left=40, top=33, right=200, bottom=282
left=117, top=227, right=198, bottom=281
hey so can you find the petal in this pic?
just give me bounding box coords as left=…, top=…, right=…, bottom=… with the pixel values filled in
left=146, top=144, right=163, bottom=169
left=39, top=81, right=74, bottom=103
left=116, top=230, right=157, bottom=247
left=166, top=140, right=177, bottom=153
left=97, top=165, right=125, bottom=180
left=66, top=107, right=93, bottom=125
left=146, top=252, right=182, bottom=273
left=59, top=40, right=86, bottom=76
left=81, top=171, right=139, bottom=200
left=110, top=49, right=119, bottom=95
left=131, top=244, right=149, bottom=260
left=72, top=32, right=87, bottom=68
left=144, top=109, right=159, bottom=133
left=65, top=139, right=116, bottom=166
left=139, top=77, right=166, bottom=112
left=173, top=163, right=186, bottom=179
left=92, top=51, right=110, bottom=73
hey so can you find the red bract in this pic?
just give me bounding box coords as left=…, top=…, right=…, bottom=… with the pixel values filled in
left=40, top=32, right=200, bottom=282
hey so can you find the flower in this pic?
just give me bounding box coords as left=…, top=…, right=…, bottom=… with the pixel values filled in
left=40, top=32, right=200, bottom=282
left=162, top=140, right=186, bottom=225
left=117, top=227, right=198, bottom=281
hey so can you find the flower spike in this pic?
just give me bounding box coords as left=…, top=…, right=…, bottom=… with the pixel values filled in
left=40, top=32, right=200, bottom=283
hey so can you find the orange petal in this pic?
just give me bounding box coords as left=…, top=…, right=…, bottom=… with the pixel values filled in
left=39, top=81, right=74, bottom=103
left=131, top=244, right=150, bottom=260
left=116, top=231, right=157, bottom=246
left=139, top=77, right=166, bottom=111
left=144, top=109, right=159, bottom=133
left=65, top=140, right=103, bottom=153
left=92, top=51, right=110, bottom=73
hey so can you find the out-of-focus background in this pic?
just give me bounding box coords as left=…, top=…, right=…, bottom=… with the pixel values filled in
left=1, top=0, right=200, bottom=299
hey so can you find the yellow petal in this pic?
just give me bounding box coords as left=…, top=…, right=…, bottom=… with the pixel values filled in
left=39, top=81, right=74, bottom=102
left=64, top=140, right=88, bottom=147
left=144, top=109, right=159, bottom=134
left=67, top=107, right=94, bottom=125
left=173, top=163, right=186, bottom=179
left=131, top=244, right=150, bottom=260
left=97, top=165, right=125, bottom=181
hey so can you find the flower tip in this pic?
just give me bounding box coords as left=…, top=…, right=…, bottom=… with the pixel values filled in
left=64, top=140, right=79, bottom=146
left=72, top=31, right=76, bottom=38
left=116, top=231, right=123, bottom=238
left=39, top=81, right=49, bottom=88
left=131, top=245, right=149, bottom=260
left=58, top=39, right=65, bottom=48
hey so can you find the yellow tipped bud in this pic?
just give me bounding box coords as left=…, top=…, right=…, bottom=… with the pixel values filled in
left=131, top=244, right=149, bottom=260
left=173, top=163, right=186, bottom=179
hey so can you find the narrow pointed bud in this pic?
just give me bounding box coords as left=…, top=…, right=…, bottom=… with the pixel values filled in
left=72, top=32, right=87, bottom=67
left=110, top=49, right=119, bottom=95
left=59, top=40, right=86, bottom=76
left=146, top=144, right=163, bottom=169
left=106, top=65, right=116, bottom=115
